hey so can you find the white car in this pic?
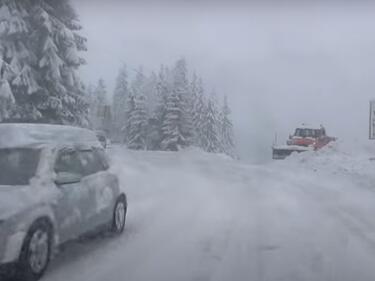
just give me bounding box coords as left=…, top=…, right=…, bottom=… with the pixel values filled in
left=0, top=124, right=127, bottom=281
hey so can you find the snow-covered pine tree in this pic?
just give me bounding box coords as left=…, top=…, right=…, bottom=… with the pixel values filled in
left=220, top=95, right=235, bottom=157
left=89, top=79, right=108, bottom=130
left=202, top=92, right=222, bottom=153
left=86, top=83, right=94, bottom=123
left=112, top=64, right=129, bottom=142
left=0, top=79, right=15, bottom=122
left=0, top=0, right=88, bottom=125
left=174, top=59, right=193, bottom=145
left=0, top=1, right=40, bottom=121
left=143, top=71, right=158, bottom=117
left=161, top=58, right=193, bottom=150
left=123, top=68, right=148, bottom=150
left=149, top=65, right=169, bottom=150
left=126, top=94, right=148, bottom=150
left=192, top=77, right=207, bottom=149
left=131, top=67, right=145, bottom=97
left=122, top=94, right=135, bottom=145
left=140, top=71, right=158, bottom=150
left=161, top=91, right=184, bottom=151
left=189, top=73, right=198, bottom=145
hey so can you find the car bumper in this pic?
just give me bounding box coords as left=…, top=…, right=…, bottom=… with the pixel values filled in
left=0, top=222, right=25, bottom=264
left=0, top=262, right=16, bottom=278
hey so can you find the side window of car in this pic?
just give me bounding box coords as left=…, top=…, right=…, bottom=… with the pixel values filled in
left=78, top=150, right=107, bottom=176
left=95, top=148, right=110, bottom=170
left=55, top=149, right=83, bottom=175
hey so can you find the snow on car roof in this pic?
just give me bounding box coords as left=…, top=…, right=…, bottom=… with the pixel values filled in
left=0, top=123, right=101, bottom=148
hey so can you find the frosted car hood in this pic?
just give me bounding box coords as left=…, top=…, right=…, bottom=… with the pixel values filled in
left=0, top=185, right=33, bottom=220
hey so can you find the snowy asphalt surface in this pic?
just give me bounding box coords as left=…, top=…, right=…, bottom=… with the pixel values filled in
left=38, top=147, right=375, bottom=281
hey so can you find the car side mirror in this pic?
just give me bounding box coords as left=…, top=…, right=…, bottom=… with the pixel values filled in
left=55, top=172, right=82, bottom=185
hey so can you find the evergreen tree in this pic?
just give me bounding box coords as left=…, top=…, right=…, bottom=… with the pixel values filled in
left=112, top=64, right=129, bottom=141
left=202, top=92, right=222, bottom=153
left=150, top=65, right=169, bottom=150
left=89, top=79, right=107, bottom=130
left=161, top=58, right=193, bottom=150
left=143, top=71, right=158, bottom=117
left=155, top=66, right=170, bottom=124
left=131, top=67, right=145, bottom=97
left=126, top=94, right=147, bottom=150
left=161, top=91, right=184, bottom=151
left=0, top=0, right=88, bottom=125
left=111, top=59, right=235, bottom=155
left=220, top=95, right=235, bottom=157
left=122, top=68, right=148, bottom=149
left=192, top=78, right=207, bottom=149
left=123, top=94, right=135, bottom=144
left=173, top=59, right=193, bottom=144
left=0, top=79, right=15, bottom=122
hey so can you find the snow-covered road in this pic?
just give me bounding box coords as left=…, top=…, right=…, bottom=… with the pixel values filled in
left=42, top=145, right=375, bottom=281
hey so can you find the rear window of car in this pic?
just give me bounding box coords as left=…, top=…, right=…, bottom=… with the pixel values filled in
left=0, top=148, right=41, bottom=185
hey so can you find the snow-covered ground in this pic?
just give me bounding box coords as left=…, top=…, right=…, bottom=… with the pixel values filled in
left=42, top=143, right=375, bottom=281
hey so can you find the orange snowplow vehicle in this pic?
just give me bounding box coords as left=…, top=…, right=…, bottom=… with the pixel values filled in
left=272, top=125, right=336, bottom=160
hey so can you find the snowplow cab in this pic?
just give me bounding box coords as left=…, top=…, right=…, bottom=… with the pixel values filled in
left=272, top=125, right=335, bottom=160
left=286, top=126, right=326, bottom=147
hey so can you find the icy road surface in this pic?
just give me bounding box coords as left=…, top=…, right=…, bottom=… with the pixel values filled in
left=43, top=145, right=375, bottom=281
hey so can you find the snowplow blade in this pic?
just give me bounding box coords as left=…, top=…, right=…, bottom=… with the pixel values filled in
left=272, top=145, right=312, bottom=160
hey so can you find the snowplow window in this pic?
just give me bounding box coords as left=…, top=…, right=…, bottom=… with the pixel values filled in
left=314, top=130, right=322, bottom=138
left=295, top=128, right=322, bottom=138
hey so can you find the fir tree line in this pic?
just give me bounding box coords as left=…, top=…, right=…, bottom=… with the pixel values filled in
left=0, top=0, right=88, bottom=125
left=89, top=59, right=236, bottom=157
left=0, top=0, right=236, bottom=157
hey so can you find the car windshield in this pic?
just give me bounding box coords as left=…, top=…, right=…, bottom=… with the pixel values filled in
left=0, top=148, right=41, bottom=185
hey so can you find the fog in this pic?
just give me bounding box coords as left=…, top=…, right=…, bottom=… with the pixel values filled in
left=74, top=1, right=375, bottom=163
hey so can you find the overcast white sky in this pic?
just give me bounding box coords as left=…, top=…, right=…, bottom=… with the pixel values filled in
left=73, top=1, right=375, bottom=162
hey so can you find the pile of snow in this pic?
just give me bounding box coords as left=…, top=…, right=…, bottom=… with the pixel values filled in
left=276, top=140, right=375, bottom=182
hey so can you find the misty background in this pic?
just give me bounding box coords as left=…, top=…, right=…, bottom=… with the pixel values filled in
left=73, top=1, right=375, bottom=163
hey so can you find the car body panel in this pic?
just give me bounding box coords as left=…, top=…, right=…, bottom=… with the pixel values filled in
left=0, top=124, right=124, bottom=265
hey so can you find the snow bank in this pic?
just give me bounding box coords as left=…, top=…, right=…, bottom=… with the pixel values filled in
left=276, top=140, right=375, bottom=182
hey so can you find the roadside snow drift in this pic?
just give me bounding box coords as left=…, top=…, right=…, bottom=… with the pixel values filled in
left=42, top=144, right=375, bottom=281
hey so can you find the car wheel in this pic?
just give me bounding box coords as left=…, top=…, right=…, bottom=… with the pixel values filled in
left=111, top=195, right=127, bottom=234
left=17, top=219, right=53, bottom=281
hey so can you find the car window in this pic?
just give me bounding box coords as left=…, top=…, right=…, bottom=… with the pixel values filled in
left=95, top=148, right=110, bottom=170
left=78, top=149, right=107, bottom=176
left=55, top=149, right=83, bottom=176
left=97, top=135, right=106, bottom=142
left=0, top=148, right=41, bottom=185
